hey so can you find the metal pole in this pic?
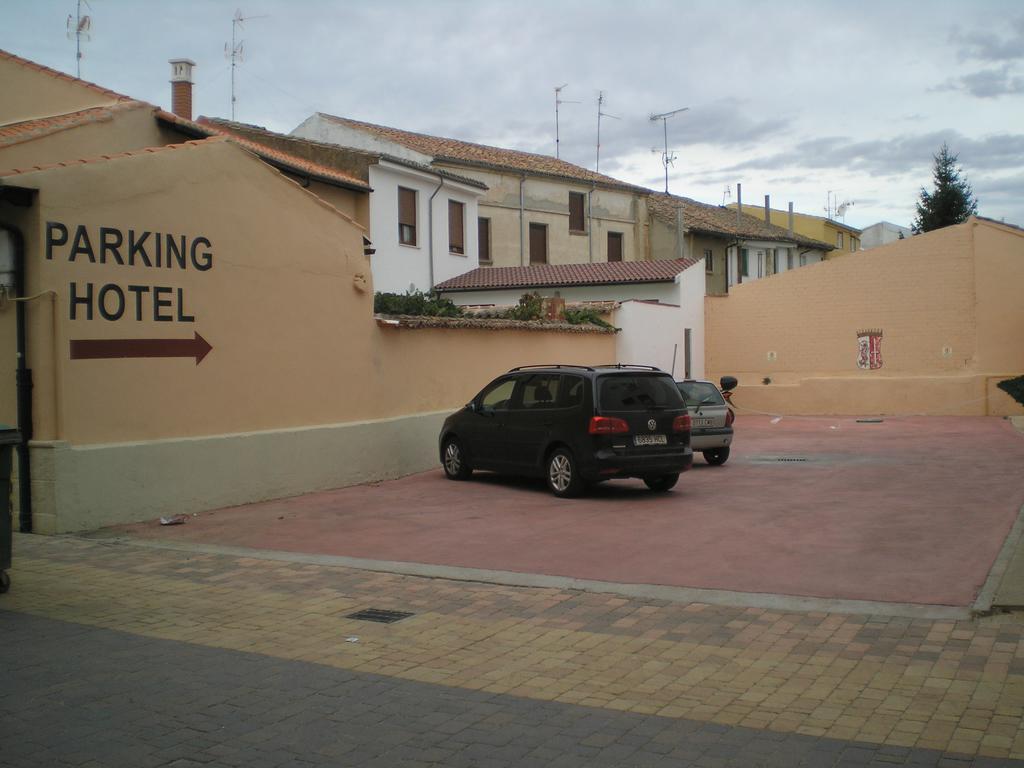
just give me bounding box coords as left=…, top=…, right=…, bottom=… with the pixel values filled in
left=663, top=118, right=669, bottom=194
left=555, top=90, right=560, bottom=159
left=649, top=107, right=688, bottom=195
left=231, top=20, right=237, bottom=120
left=76, top=0, right=82, bottom=77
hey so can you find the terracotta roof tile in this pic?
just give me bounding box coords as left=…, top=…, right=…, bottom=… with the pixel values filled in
left=647, top=192, right=833, bottom=250
left=231, top=137, right=371, bottom=191
left=435, top=258, right=698, bottom=292
left=202, top=116, right=486, bottom=191
left=318, top=113, right=647, bottom=193
left=0, top=101, right=149, bottom=147
left=0, top=137, right=224, bottom=178
left=375, top=314, right=613, bottom=333
left=0, top=48, right=134, bottom=103
left=156, top=112, right=370, bottom=192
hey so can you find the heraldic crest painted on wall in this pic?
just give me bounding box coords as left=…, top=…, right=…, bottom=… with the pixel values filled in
left=856, top=329, right=884, bottom=370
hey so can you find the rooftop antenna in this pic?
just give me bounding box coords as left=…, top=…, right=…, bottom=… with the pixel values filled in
left=66, top=0, right=92, bottom=78
left=649, top=107, right=689, bottom=194
left=225, top=8, right=267, bottom=120
left=595, top=91, right=620, bottom=173
left=825, top=190, right=854, bottom=220
left=554, top=84, right=580, bottom=160
left=722, top=185, right=732, bottom=205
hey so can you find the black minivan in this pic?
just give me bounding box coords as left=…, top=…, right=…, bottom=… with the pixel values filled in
left=438, top=365, right=693, bottom=497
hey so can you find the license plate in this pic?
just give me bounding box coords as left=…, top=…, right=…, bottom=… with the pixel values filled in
left=634, top=434, right=667, bottom=446
left=693, top=418, right=713, bottom=427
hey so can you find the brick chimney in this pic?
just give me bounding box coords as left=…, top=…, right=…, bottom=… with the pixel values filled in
left=168, top=58, right=196, bottom=120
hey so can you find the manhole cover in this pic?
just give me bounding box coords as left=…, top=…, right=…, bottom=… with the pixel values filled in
left=346, top=608, right=414, bottom=624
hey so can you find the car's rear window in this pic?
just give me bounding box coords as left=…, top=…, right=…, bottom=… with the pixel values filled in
left=598, top=375, right=684, bottom=411
left=677, top=381, right=725, bottom=406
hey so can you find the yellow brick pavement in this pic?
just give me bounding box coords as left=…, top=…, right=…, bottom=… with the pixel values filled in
left=4, top=534, right=1024, bottom=760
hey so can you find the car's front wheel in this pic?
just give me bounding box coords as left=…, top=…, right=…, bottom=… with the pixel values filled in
left=643, top=473, right=679, bottom=492
left=704, top=447, right=730, bottom=466
left=546, top=447, right=584, bottom=498
left=442, top=437, right=473, bottom=480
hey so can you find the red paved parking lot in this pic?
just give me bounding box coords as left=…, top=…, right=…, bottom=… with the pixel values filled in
left=112, top=416, right=1024, bottom=608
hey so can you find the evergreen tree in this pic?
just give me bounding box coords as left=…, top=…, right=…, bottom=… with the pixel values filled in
left=912, top=143, right=978, bottom=233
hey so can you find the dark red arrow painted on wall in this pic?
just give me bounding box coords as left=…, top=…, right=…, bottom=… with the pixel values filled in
left=70, top=332, right=213, bottom=365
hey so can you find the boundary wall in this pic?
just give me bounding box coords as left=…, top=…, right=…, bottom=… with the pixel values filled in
left=705, top=219, right=1024, bottom=417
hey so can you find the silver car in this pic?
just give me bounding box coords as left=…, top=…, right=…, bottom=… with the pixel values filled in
left=676, top=378, right=734, bottom=465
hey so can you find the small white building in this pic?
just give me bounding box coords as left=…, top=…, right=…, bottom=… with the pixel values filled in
left=728, top=240, right=825, bottom=286
left=436, top=259, right=707, bottom=379
left=366, top=157, right=486, bottom=294
left=860, top=221, right=912, bottom=250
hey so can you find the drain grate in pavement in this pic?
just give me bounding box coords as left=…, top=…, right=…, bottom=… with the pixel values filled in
left=775, top=457, right=808, bottom=462
left=346, top=608, right=414, bottom=624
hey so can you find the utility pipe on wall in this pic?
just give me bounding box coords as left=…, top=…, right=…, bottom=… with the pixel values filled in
left=588, top=184, right=595, bottom=262
left=519, top=174, right=526, bottom=266
left=427, top=175, right=445, bottom=289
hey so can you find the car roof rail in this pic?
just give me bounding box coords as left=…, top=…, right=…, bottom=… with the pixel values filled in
left=507, top=364, right=596, bottom=372
left=593, top=364, right=664, bottom=372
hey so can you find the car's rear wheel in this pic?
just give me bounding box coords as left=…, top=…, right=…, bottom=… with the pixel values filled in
left=546, top=447, right=584, bottom=498
left=704, top=447, right=730, bottom=466
left=442, top=437, right=473, bottom=480
left=643, top=473, right=679, bottom=492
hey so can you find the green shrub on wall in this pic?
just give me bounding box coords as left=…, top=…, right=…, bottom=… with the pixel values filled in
left=374, top=290, right=615, bottom=330
left=563, top=307, right=616, bottom=330
left=507, top=292, right=543, bottom=321
left=373, top=290, right=464, bottom=317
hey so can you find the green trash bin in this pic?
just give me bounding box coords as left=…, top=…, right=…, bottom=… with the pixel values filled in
left=0, top=427, right=21, bottom=594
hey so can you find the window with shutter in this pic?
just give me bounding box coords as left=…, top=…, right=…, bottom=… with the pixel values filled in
left=398, top=187, right=417, bottom=246
left=529, top=223, right=547, bottom=264
left=448, top=200, right=465, bottom=254
left=478, top=218, right=491, bottom=263
left=607, top=232, right=623, bottom=262
left=569, top=192, right=585, bottom=232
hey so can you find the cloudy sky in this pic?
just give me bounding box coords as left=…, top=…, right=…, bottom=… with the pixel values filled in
left=4, top=0, right=1023, bottom=229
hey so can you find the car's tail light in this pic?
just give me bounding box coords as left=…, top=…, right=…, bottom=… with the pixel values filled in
left=672, top=414, right=692, bottom=432
left=589, top=416, right=629, bottom=434
left=725, top=409, right=735, bottom=427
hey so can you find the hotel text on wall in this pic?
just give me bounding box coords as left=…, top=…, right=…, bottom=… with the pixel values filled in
left=47, top=221, right=215, bottom=364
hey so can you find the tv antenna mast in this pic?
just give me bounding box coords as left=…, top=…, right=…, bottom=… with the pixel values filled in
left=225, top=8, right=267, bottom=120
left=722, top=185, right=732, bottom=205
left=66, top=0, right=92, bottom=78
left=650, top=106, right=688, bottom=194
left=554, top=84, right=579, bottom=160
left=595, top=91, right=619, bottom=173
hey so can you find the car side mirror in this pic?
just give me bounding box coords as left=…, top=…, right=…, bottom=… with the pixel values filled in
left=720, top=376, right=738, bottom=392
left=465, top=402, right=477, bottom=412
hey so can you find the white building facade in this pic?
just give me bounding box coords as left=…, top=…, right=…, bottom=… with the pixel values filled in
left=367, top=159, right=485, bottom=294
left=860, top=221, right=912, bottom=250
left=726, top=240, right=825, bottom=288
